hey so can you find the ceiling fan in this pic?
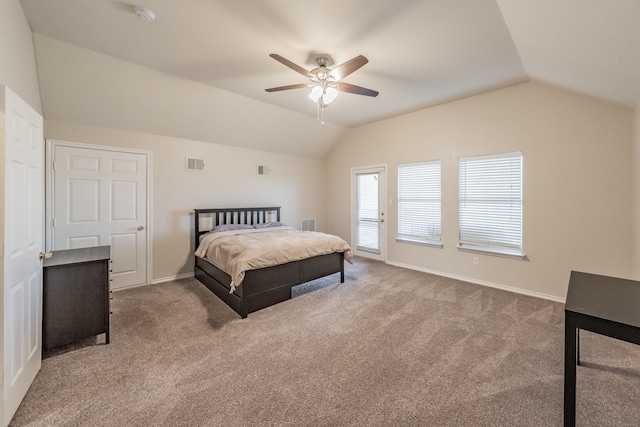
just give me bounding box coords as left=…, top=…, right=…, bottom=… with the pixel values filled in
left=265, top=53, right=379, bottom=109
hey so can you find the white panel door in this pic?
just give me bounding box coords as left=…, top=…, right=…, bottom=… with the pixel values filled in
left=351, top=165, right=387, bottom=261
left=4, top=87, right=44, bottom=426
left=52, top=145, right=148, bottom=289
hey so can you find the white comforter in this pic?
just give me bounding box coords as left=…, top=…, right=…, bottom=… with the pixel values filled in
left=195, top=227, right=353, bottom=292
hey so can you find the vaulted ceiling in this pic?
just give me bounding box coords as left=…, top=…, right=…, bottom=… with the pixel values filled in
left=19, top=0, right=640, bottom=158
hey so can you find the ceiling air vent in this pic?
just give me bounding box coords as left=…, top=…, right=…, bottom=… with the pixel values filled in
left=257, top=164, right=270, bottom=176
left=186, top=157, right=205, bottom=171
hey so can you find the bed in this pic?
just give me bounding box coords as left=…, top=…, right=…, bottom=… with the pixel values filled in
left=193, top=207, right=351, bottom=318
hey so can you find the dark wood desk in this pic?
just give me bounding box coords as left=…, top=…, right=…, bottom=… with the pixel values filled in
left=564, top=271, right=640, bottom=426
left=43, top=246, right=111, bottom=353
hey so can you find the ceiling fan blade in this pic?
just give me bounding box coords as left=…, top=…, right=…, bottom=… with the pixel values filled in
left=337, top=82, right=379, bottom=97
left=265, top=83, right=309, bottom=92
left=330, top=55, right=368, bottom=80
left=269, top=54, right=312, bottom=78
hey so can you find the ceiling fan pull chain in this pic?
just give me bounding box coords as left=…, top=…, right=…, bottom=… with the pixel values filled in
left=316, top=101, right=323, bottom=124
left=316, top=102, right=325, bottom=125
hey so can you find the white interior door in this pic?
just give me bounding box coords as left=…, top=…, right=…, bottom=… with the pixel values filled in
left=352, top=165, right=387, bottom=261
left=3, top=87, right=43, bottom=426
left=50, top=143, right=148, bottom=290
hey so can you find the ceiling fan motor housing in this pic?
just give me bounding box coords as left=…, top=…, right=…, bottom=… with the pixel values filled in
left=308, top=53, right=334, bottom=67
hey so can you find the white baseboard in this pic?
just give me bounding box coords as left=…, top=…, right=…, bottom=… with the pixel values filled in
left=125, top=264, right=565, bottom=304
left=385, top=260, right=566, bottom=304
left=112, top=272, right=195, bottom=292
left=112, top=283, right=145, bottom=292
left=151, top=272, right=195, bottom=285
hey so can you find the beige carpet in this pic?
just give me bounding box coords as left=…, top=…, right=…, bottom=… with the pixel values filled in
left=10, top=258, right=640, bottom=426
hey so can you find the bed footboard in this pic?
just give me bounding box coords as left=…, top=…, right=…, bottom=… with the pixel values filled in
left=195, top=258, right=248, bottom=317
left=194, top=253, right=345, bottom=319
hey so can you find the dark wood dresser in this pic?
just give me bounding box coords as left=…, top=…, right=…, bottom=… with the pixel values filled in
left=43, top=245, right=111, bottom=353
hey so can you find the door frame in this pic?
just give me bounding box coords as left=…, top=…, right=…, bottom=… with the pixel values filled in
left=351, top=164, right=387, bottom=262
left=45, top=139, right=153, bottom=287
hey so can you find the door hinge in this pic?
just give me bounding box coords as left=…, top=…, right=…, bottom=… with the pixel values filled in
left=52, top=218, right=56, bottom=227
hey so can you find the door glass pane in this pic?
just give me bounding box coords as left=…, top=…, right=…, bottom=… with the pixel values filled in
left=356, top=172, right=380, bottom=253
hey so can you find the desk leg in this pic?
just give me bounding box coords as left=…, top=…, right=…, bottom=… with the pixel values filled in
left=576, top=328, right=580, bottom=366
left=564, top=314, right=578, bottom=427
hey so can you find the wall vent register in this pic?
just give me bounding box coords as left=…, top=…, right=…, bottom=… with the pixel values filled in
left=301, top=218, right=316, bottom=231
left=186, top=157, right=205, bottom=171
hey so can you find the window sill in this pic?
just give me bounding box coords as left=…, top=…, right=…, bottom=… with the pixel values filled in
left=457, top=245, right=525, bottom=260
left=396, top=237, right=443, bottom=249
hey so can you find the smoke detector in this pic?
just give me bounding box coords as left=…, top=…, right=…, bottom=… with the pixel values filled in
left=134, top=6, right=156, bottom=23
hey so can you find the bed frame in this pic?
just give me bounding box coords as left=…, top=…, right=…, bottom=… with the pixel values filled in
left=193, top=207, right=345, bottom=318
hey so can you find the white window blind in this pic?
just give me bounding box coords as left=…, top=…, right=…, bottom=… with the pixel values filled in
left=397, top=161, right=441, bottom=244
left=459, top=152, right=523, bottom=256
left=356, top=172, right=380, bottom=253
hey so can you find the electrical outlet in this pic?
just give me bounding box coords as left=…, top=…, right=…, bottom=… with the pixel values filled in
left=473, top=256, right=479, bottom=265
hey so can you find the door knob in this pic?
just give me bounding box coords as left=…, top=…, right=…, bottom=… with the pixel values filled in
left=138, top=226, right=145, bottom=231
left=39, top=252, right=53, bottom=260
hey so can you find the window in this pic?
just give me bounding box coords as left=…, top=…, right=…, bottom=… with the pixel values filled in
left=458, top=152, right=523, bottom=257
left=397, top=160, right=441, bottom=245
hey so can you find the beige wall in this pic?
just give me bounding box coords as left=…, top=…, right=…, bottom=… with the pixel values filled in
left=0, top=0, right=42, bottom=114
left=326, top=81, right=634, bottom=300
left=45, top=120, right=326, bottom=282
left=634, top=107, right=640, bottom=277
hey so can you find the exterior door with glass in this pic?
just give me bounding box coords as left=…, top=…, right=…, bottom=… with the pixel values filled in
left=351, top=165, right=386, bottom=261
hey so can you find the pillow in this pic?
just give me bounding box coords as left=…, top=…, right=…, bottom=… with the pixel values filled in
left=253, top=221, right=287, bottom=229
left=210, top=223, right=253, bottom=233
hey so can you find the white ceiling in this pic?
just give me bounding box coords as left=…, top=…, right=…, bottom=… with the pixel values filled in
left=18, top=0, right=640, bottom=156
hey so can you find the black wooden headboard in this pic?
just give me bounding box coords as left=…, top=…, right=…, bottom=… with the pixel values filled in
left=193, top=207, right=281, bottom=248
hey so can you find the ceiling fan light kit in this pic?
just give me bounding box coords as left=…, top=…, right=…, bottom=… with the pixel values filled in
left=266, top=53, right=379, bottom=124
left=308, top=85, right=324, bottom=103
left=323, top=87, right=338, bottom=103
